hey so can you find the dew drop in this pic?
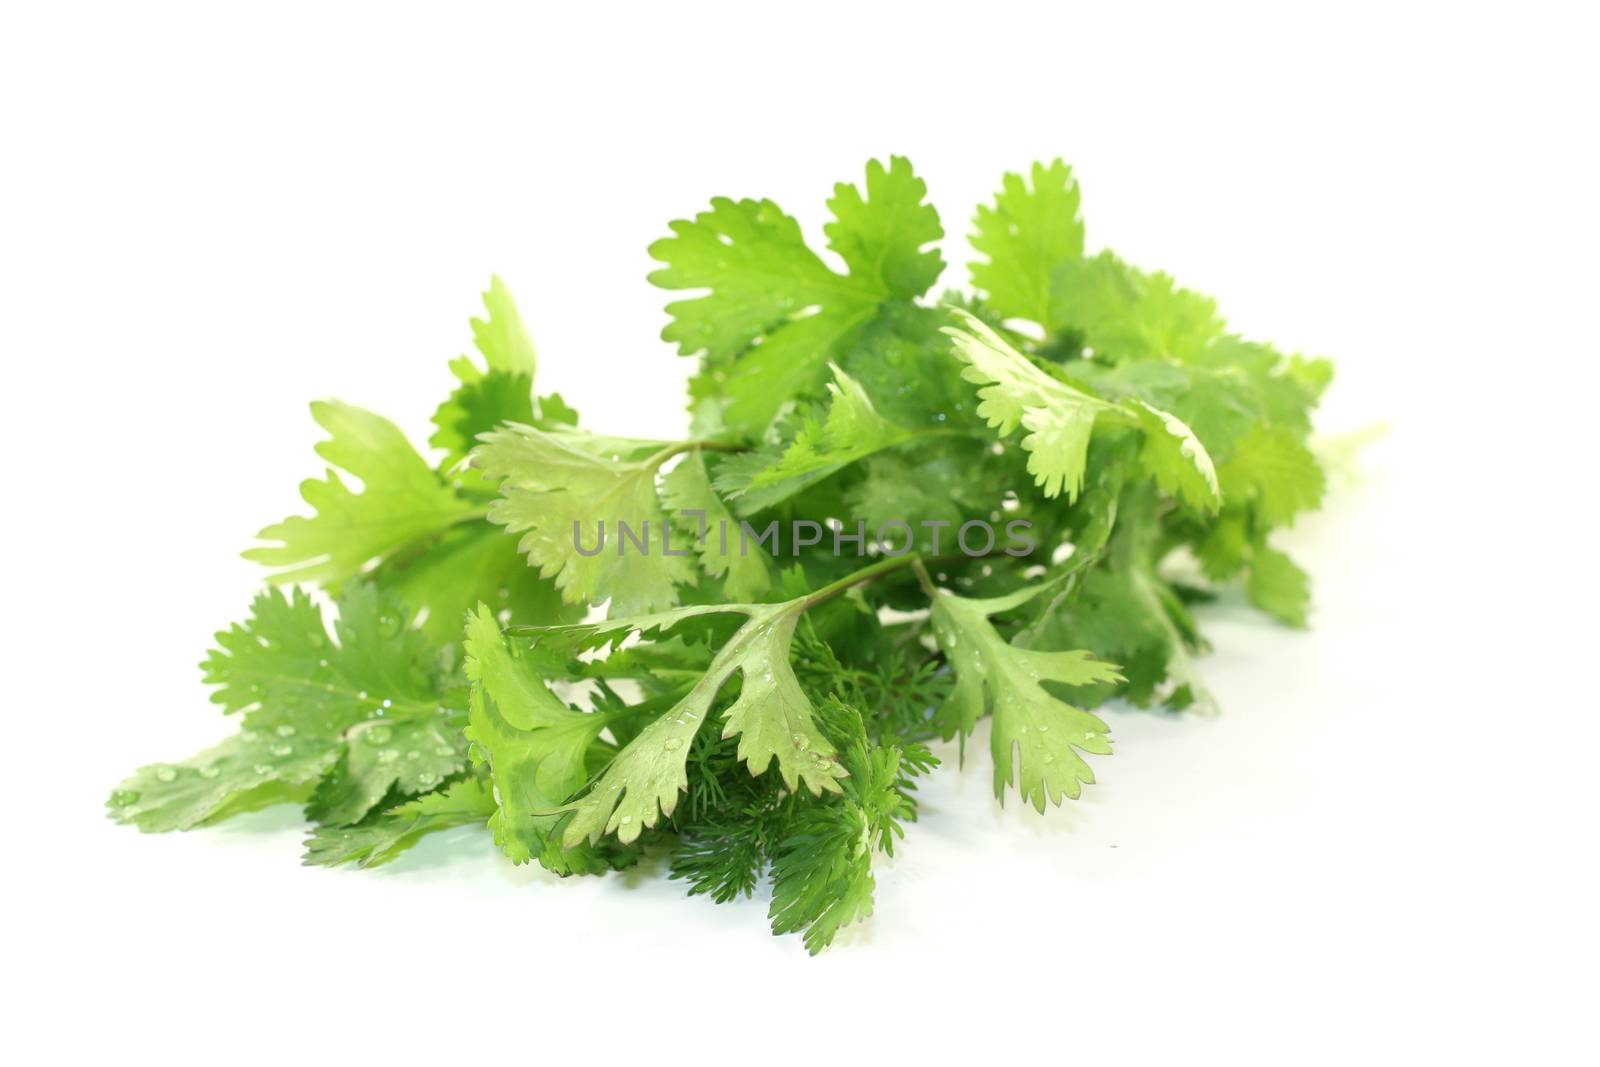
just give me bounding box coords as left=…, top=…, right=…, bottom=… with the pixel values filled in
left=663, top=737, right=682, bottom=751
left=376, top=748, right=399, bottom=764
left=198, top=765, right=221, bottom=779
left=365, top=725, right=394, bottom=745
left=792, top=733, right=810, bottom=751
left=253, top=763, right=272, bottom=775
left=155, top=766, right=178, bottom=783
left=275, top=725, right=296, bottom=737
left=619, top=815, right=633, bottom=825
left=111, top=790, right=140, bottom=807
left=270, top=743, right=293, bottom=757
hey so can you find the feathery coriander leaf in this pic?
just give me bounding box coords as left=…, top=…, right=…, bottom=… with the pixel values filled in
left=545, top=597, right=849, bottom=847
left=943, top=309, right=1115, bottom=500
left=768, top=802, right=875, bottom=955
left=925, top=574, right=1122, bottom=811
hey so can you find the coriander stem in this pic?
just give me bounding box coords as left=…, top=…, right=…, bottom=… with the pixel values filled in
left=644, top=439, right=746, bottom=470
left=799, top=554, right=923, bottom=609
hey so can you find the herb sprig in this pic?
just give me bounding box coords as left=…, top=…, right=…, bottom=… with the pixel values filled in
left=110, top=158, right=1333, bottom=952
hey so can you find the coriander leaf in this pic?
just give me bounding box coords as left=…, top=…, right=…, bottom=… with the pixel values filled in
left=432, top=278, right=577, bottom=476
left=368, top=520, right=581, bottom=643
left=546, top=598, right=849, bottom=847
left=202, top=583, right=446, bottom=733
left=726, top=364, right=922, bottom=513
left=108, top=729, right=336, bottom=833
left=304, top=712, right=469, bottom=827
left=111, top=583, right=462, bottom=831
left=474, top=426, right=693, bottom=614
left=1217, top=425, right=1327, bottom=527
left=970, top=160, right=1084, bottom=333
left=651, top=157, right=943, bottom=433
left=462, top=605, right=618, bottom=870
left=460, top=274, right=537, bottom=379
left=943, top=309, right=1114, bottom=500
left=660, top=449, right=773, bottom=601
left=1049, top=251, right=1224, bottom=361
left=925, top=575, right=1122, bottom=811
left=1130, top=398, right=1221, bottom=512
left=245, top=401, right=482, bottom=585
left=1030, top=544, right=1219, bottom=714
left=303, top=778, right=497, bottom=869
left=430, top=369, right=535, bottom=468
left=1248, top=541, right=1312, bottom=627
left=946, top=310, right=1218, bottom=506
left=823, top=155, right=945, bottom=300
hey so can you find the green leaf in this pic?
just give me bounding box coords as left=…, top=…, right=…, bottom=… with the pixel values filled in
left=548, top=598, right=848, bottom=847
left=1217, top=425, right=1327, bottom=527
left=650, top=156, right=943, bottom=433
left=660, top=449, right=773, bottom=601
left=369, top=520, right=581, bottom=642
left=303, top=779, right=497, bottom=869
left=946, top=310, right=1219, bottom=506
left=462, top=605, right=618, bottom=870
left=108, top=729, right=336, bottom=833
left=727, top=364, right=922, bottom=512
left=1248, top=542, right=1311, bottom=627
left=823, top=155, right=945, bottom=300
left=474, top=426, right=693, bottom=614
left=970, top=160, right=1084, bottom=333
left=110, top=584, right=463, bottom=831
left=768, top=802, right=875, bottom=955
left=305, top=713, right=469, bottom=827
left=926, top=577, right=1122, bottom=812
left=450, top=274, right=537, bottom=381
left=245, top=401, right=481, bottom=585
left=1049, top=251, right=1224, bottom=361
left=430, top=370, right=536, bottom=468
left=943, top=309, right=1112, bottom=500
left=1130, top=399, right=1221, bottom=512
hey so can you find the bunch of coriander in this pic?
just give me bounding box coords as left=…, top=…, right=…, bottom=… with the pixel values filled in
left=109, top=158, right=1332, bottom=952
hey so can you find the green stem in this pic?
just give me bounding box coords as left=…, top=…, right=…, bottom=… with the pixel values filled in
left=643, top=439, right=746, bottom=471
left=800, top=553, right=925, bottom=609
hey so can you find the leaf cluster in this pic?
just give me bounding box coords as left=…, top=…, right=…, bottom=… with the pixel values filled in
left=111, top=160, right=1334, bottom=952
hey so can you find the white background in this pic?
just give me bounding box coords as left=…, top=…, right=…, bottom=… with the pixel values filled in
left=4, top=2, right=1595, bottom=1062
